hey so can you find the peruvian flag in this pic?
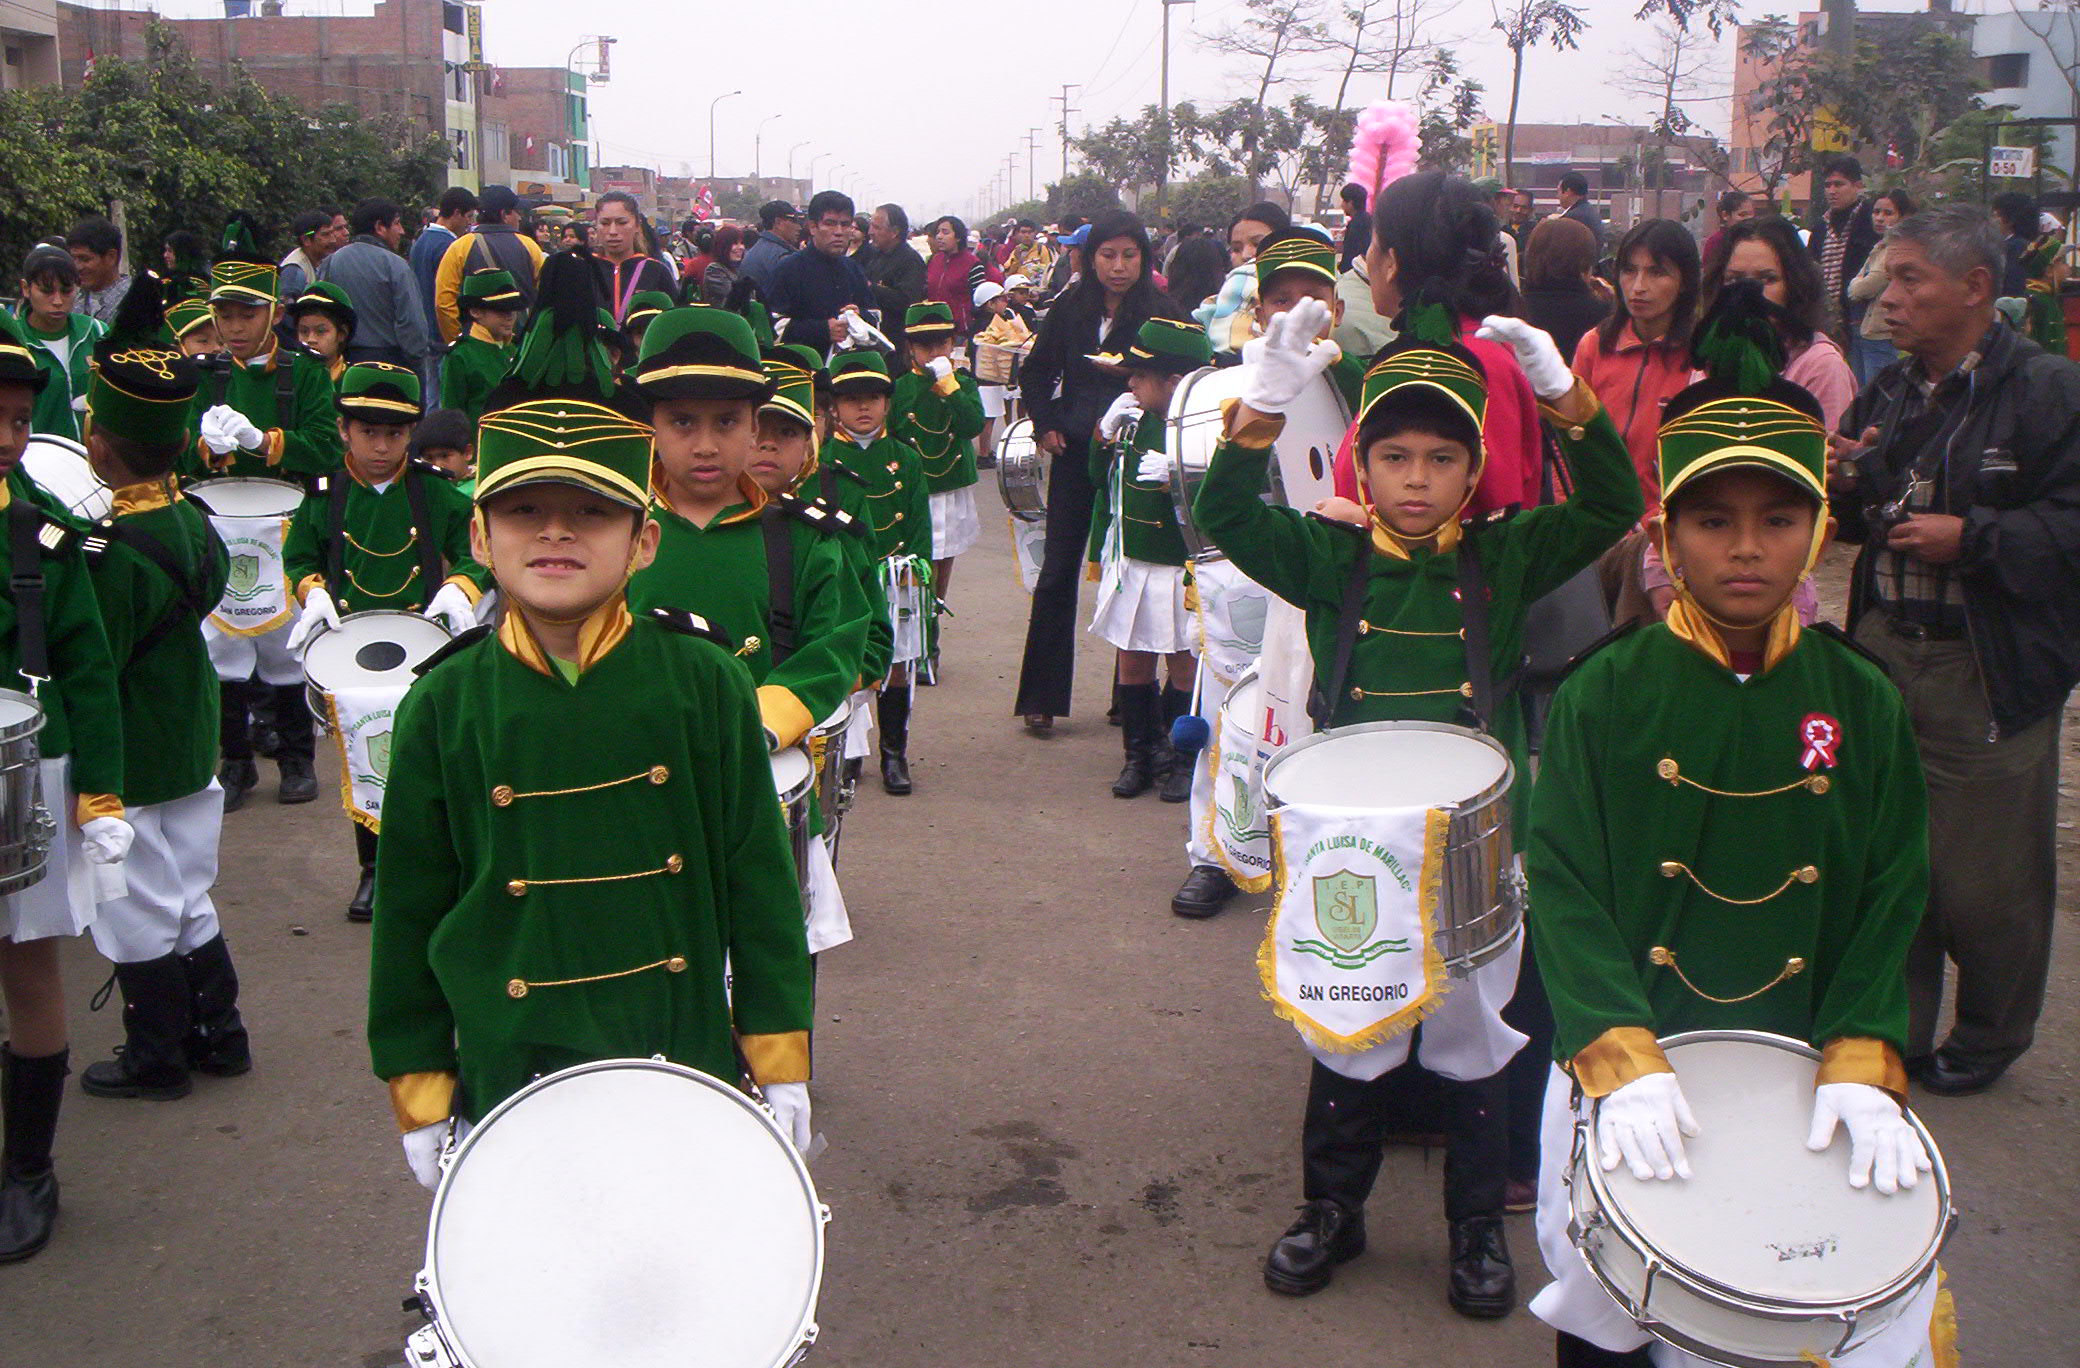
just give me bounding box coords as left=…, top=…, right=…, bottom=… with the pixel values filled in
left=82, top=45, right=96, bottom=79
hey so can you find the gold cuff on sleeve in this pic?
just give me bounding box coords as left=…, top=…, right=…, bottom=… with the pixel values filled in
left=931, top=373, right=962, bottom=397
left=295, top=573, right=326, bottom=607
left=263, top=429, right=286, bottom=466
left=1816, top=1036, right=1909, bottom=1101
left=739, top=1031, right=811, bottom=1085
left=74, top=792, right=124, bottom=827
left=755, top=685, right=815, bottom=751
left=1084, top=561, right=1101, bottom=583
left=1537, top=378, right=1604, bottom=437
left=388, top=1071, right=457, bottom=1131
left=1569, top=1026, right=1672, bottom=1098
left=442, top=573, right=484, bottom=606
left=1218, top=397, right=1286, bottom=450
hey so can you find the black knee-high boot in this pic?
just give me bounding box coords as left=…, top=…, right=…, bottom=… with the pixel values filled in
left=218, top=679, right=259, bottom=811
left=347, top=823, right=378, bottom=923
left=179, top=935, right=251, bottom=1076
left=0, top=1046, right=67, bottom=1262
left=878, top=688, right=912, bottom=795
left=1112, top=683, right=1160, bottom=798
left=80, top=955, right=193, bottom=1101
left=1157, top=684, right=1193, bottom=803
left=271, top=684, right=317, bottom=804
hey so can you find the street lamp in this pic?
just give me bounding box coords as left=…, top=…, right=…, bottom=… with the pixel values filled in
left=708, top=90, right=742, bottom=179
left=754, top=113, right=783, bottom=185
left=808, top=152, right=831, bottom=186
left=787, top=141, right=811, bottom=184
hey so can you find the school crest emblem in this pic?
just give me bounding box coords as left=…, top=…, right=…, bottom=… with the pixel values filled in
left=1314, top=870, right=1377, bottom=954
left=367, top=729, right=392, bottom=781
left=227, top=553, right=261, bottom=599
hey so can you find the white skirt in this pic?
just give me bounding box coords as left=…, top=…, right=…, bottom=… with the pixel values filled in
left=0, top=757, right=100, bottom=943
left=978, top=383, right=1008, bottom=420
left=929, top=486, right=981, bottom=559
left=1089, top=556, right=1194, bottom=655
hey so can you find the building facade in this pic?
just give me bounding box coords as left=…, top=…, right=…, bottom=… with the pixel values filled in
left=2, top=0, right=61, bottom=92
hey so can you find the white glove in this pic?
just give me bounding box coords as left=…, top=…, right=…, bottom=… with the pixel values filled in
left=1596, top=1071, right=1701, bottom=1181
left=1136, top=448, right=1173, bottom=486
left=201, top=404, right=266, bottom=453
left=840, top=310, right=891, bottom=353
left=79, top=816, right=134, bottom=866
left=286, top=585, right=342, bottom=654
left=1239, top=298, right=1341, bottom=415
left=401, top=1121, right=448, bottom=1192
left=422, top=582, right=476, bottom=635
left=763, top=1082, right=813, bottom=1154
left=1098, top=391, right=1142, bottom=443
left=1806, top=1083, right=1932, bottom=1194
left=925, top=356, right=954, bottom=382
left=1474, top=314, right=1573, bottom=401
left=198, top=407, right=237, bottom=455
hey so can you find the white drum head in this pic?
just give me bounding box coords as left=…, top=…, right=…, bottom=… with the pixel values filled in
left=188, top=477, right=305, bottom=519
left=1266, top=724, right=1509, bottom=813
left=0, top=690, right=42, bottom=730
left=1603, top=1035, right=1945, bottom=1305
left=20, top=436, right=111, bottom=522
left=303, top=611, right=452, bottom=693
left=770, top=747, right=814, bottom=803
left=1221, top=673, right=1263, bottom=744
left=426, top=1060, right=821, bottom=1368
left=810, top=700, right=851, bottom=740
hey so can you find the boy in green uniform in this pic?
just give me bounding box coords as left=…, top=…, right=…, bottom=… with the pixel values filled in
left=623, top=290, right=675, bottom=357
left=438, top=270, right=521, bottom=425
left=15, top=246, right=105, bottom=442
left=1524, top=286, right=1934, bottom=1366
left=192, top=218, right=343, bottom=810
left=824, top=350, right=931, bottom=795
left=1195, top=299, right=1641, bottom=1317
left=282, top=362, right=485, bottom=923
left=0, top=307, right=131, bottom=1262
left=1084, top=317, right=1206, bottom=802
left=75, top=273, right=251, bottom=1104
left=167, top=298, right=220, bottom=359
left=368, top=256, right=815, bottom=1187
left=410, top=408, right=476, bottom=495
left=1253, top=229, right=1367, bottom=410
left=626, top=308, right=868, bottom=763
left=889, top=301, right=985, bottom=613
left=286, top=282, right=355, bottom=387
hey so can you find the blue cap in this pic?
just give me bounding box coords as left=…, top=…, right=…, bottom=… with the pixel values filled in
left=1059, top=224, right=1091, bottom=250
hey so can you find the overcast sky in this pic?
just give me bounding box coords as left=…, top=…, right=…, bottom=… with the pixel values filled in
left=146, top=0, right=1967, bottom=216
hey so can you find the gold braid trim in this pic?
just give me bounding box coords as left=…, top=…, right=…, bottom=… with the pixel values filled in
left=1648, top=945, right=1807, bottom=1003
left=1658, top=859, right=1818, bottom=904
left=1655, top=757, right=1829, bottom=796
left=507, top=955, right=688, bottom=998
left=492, top=764, right=670, bottom=806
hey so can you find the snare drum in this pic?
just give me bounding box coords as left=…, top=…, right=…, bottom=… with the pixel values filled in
left=20, top=435, right=112, bottom=523
left=1569, top=1030, right=1952, bottom=1367
left=406, top=1058, right=827, bottom=1368
left=808, top=700, right=851, bottom=854
left=771, top=746, right=814, bottom=911
left=188, top=477, right=307, bottom=634
left=302, top=611, right=455, bottom=724
left=1167, top=365, right=1350, bottom=557
left=1209, top=667, right=1273, bottom=892
left=0, top=690, right=54, bottom=898
left=1262, top=722, right=1520, bottom=974
left=995, top=418, right=1048, bottom=522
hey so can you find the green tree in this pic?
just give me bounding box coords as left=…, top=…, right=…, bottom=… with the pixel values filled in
left=1047, top=175, right=1124, bottom=223
left=0, top=86, right=113, bottom=267
left=1001, top=199, right=1051, bottom=226
left=1491, top=0, right=1587, bottom=185
left=1166, top=174, right=1253, bottom=233
left=1415, top=50, right=1486, bottom=175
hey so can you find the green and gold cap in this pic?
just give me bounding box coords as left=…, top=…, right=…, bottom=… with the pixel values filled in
left=1255, top=227, right=1339, bottom=289
left=167, top=297, right=215, bottom=341
left=336, top=360, right=424, bottom=425
left=634, top=304, right=771, bottom=401
left=476, top=249, right=654, bottom=510
left=904, top=301, right=957, bottom=337
left=209, top=212, right=279, bottom=306
left=827, top=348, right=892, bottom=396
left=1091, top=315, right=1210, bottom=375
left=0, top=308, right=48, bottom=391
left=287, top=280, right=357, bottom=332
left=1354, top=304, right=1488, bottom=440
left=1658, top=281, right=1826, bottom=509
left=623, top=289, right=675, bottom=333
left=85, top=273, right=197, bottom=444
left=760, top=344, right=824, bottom=429
left=459, top=269, right=524, bottom=313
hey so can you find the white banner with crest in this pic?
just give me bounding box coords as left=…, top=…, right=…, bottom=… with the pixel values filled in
left=205, top=512, right=294, bottom=637
left=324, top=684, right=406, bottom=832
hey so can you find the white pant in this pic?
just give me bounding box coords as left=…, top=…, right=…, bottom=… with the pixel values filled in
left=0, top=756, right=97, bottom=942
left=88, top=783, right=224, bottom=963
left=1306, top=930, right=1528, bottom=1082
left=205, top=616, right=303, bottom=686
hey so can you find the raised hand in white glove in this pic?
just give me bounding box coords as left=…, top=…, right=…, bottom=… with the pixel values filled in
left=1097, top=391, right=1142, bottom=443
left=422, top=582, right=477, bottom=635
left=79, top=816, right=134, bottom=865
left=1596, top=1071, right=1701, bottom=1181
left=842, top=310, right=891, bottom=353
left=401, top=1121, right=449, bottom=1192
left=925, top=356, right=955, bottom=383
left=1806, top=1082, right=1931, bottom=1194
left=1239, top=297, right=1340, bottom=416
left=763, top=1082, right=813, bottom=1154
left=286, top=584, right=342, bottom=654
left=1135, top=448, right=1173, bottom=486
left=1473, top=314, right=1574, bottom=401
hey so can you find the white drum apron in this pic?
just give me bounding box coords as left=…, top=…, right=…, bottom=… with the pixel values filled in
left=188, top=477, right=304, bottom=637
left=303, top=612, right=453, bottom=830
left=1207, top=667, right=1273, bottom=893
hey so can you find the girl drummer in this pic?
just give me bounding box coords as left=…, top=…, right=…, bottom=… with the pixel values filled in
left=1194, top=283, right=1640, bottom=1316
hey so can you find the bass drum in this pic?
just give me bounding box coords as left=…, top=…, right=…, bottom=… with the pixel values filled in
left=1167, top=364, right=1350, bottom=558
left=995, top=418, right=1047, bottom=523
left=20, top=435, right=112, bottom=523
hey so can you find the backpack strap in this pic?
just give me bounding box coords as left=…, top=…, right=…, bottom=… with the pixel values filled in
left=88, top=518, right=228, bottom=667
left=8, top=500, right=48, bottom=685
left=759, top=504, right=798, bottom=665
left=1307, top=518, right=1370, bottom=727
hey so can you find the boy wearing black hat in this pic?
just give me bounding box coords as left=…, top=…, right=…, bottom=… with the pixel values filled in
left=287, top=281, right=357, bottom=386
left=76, top=273, right=252, bottom=1105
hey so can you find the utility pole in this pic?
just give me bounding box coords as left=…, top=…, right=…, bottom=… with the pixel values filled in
left=1052, top=84, right=1081, bottom=184
left=1157, top=0, right=1195, bottom=219
left=1026, top=128, right=1043, bottom=203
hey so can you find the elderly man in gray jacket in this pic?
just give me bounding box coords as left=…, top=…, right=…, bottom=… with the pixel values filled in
left=318, top=197, right=430, bottom=377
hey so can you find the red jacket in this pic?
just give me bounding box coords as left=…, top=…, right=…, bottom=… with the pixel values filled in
left=1571, top=322, right=1692, bottom=516
left=926, top=250, right=1002, bottom=332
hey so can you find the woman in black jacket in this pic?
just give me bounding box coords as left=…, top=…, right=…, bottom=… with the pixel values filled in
left=1014, top=211, right=1174, bottom=728
left=1515, top=215, right=1609, bottom=360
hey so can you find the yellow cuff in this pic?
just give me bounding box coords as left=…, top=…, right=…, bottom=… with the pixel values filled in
left=75, top=792, right=124, bottom=827
left=442, top=573, right=484, bottom=606
left=1218, top=398, right=1285, bottom=450
left=389, top=1071, right=458, bottom=1132
left=932, top=372, right=962, bottom=398
left=1816, top=1037, right=1909, bottom=1101
left=739, top=1031, right=810, bottom=1085
left=756, top=685, right=815, bottom=750
left=263, top=429, right=286, bottom=466
left=1085, top=561, right=1101, bottom=582
left=1569, top=1026, right=1672, bottom=1098
left=295, top=573, right=326, bottom=607
left=1537, top=378, right=1603, bottom=438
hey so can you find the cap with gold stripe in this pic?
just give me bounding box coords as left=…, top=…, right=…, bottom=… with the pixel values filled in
left=623, top=290, right=675, bottom=333
left=761, top=344, right=823, bottom=429
left=86, top=272, right=197, bottom=445
left=1255, top=227, right=1339, bottom=289
left=1090, top=315, right=1210, bottom=376
left=827, top=348, right=892, bottom=396
left=167, top=297, right=215, bottom=342
left=0, top=308, right=47, bottom=392
left=287, top=280, right=357, bottom=332
left=209, top=212, right=279, bottom=306
left=904, top=301, right=957, bottom=337
left=635, top=304, right=772, bottom=402
left=336, top=361, right=424, bottom=425
left=1658, top=282, right=1826, bottom=509
left=459, top=268, right=524, bottom=314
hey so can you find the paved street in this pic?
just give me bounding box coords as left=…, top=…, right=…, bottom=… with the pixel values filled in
left=6, top=489, right=2075, bottom=1367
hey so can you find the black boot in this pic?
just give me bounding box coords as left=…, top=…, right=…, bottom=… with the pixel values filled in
left=878, top=689, right=912, bottom=796
left=218, top=679, right=258, bottom=813
left=1263, top=1198, right=1366, bottom=1296
left=1111, top=683, right=1160, bottom=798
left=1172, top=864, right=1239, bottom=919
left=218, top=758, right=259, bottom=813
left=80, top=955, right=193, bottom=1100
left=1447, top=1214, right=1516, bottom=1319
left=346, top=824, right=378, bottom=923
left=1556, top=1332, right=1655, bottom=1367
left=1157, top=685, right=1193, bottom=803
left=272, top=684, right=318, bottom=803
left=178, top=936, right=251, bottom=1077
left=0, top=1046, right=66, bottom=1262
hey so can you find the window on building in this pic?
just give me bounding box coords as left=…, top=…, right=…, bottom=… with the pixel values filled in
left=452, top=63, right=469, bottom=102
left=1983, top=52, right=2030, bottom=88
left=443, top=3, right=466, bottom=35
left=454, top=130, right=470, bottom=172
left=549, top=144, right=567, bottom=180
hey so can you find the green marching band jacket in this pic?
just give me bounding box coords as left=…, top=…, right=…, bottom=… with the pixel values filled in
left=889, top=366, right=986, bottom=495
left=184, top=341, right=342, bottom=482
left=800, top=458, right=894, bottom=686
left=1088, top=409, right=1188, bottom=569
left=827, top=432, right=932, bottom=564
left=440, top=330, right=515, bottom=426
left=284, top=463, right=487, bottom=615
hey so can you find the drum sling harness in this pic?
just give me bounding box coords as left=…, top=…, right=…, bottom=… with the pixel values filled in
left=86, top=519, right=229, bottom=667
left=321, top=467, right=445, bottom=612
left=1309, top=526, right=1516, bottom=735
left=759, top=506, right=798, bottom=666
left=8, top=500, right=49, bottom=686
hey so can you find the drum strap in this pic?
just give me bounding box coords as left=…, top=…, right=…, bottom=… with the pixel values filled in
left=7, top=501, right=48, bottom=684
left=760, top=506, right=798, bottom=665
left=321, top=475, right=350, bottom=598
left=1457, top=531, right=1498, bottom=732
left=1308, top=529, right=1371, bottom=728
left=99, top=520, right=228, bottom=666
left=403, top=468, right=445, bottom=609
